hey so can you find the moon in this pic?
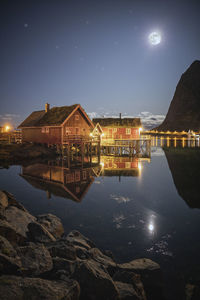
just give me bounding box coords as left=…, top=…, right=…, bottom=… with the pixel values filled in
left=149, top=32, right=161, bottom=45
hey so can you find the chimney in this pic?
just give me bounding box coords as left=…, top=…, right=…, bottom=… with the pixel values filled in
left=45, top=103, right=50, bottom=113
left=119, top=113, right=122, bottom=119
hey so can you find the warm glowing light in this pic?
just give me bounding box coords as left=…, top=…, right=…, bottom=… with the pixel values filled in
left=100, top=162, right=104, bottom=167
left=149, top=32, right=161, bottom=45
left=101, top=133, right=105, bottom=137
left=90, top=133, right=93, bottom=137
left=138, top=162, right=142, bottom=171
left=4, top=125, right=10, bottom=132
left=139, top=127, right=143, bottom=134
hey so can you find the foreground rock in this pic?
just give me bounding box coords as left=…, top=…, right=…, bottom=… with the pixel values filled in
left=0, top=275, right=80, bottom=300
left=0, top=190, right=165, bottom=299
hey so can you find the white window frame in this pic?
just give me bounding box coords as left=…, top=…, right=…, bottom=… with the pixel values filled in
left=126, top=128, right=131, bottom=135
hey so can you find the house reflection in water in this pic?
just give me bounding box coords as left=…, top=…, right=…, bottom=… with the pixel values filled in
left=95, top=156, right=147, bottom=180
left=20, top=161, right=95, bottom=202
left=20, top=156, right=148, bottom=201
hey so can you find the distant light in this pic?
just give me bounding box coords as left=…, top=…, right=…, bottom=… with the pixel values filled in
left=101, top=133, right=105, bottom=137
left=5, top=125, right=10, bottom=132
left=138, top=162, right=142, bottom=171
left=90, top=133, right=93, bottom=137
left=139, top=127, right=143, bottom=135
left=149, top=32, right=161, bottom=45
left=100, top=162, right=104, bottom=167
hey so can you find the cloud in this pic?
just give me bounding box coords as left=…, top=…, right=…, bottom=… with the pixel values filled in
left=0, top=114, right=20, bottom=128
left=138, top=112, right=165, bottom=129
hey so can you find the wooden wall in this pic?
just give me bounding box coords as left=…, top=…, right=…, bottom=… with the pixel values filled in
left=22, top=127, right=62, bottom=144
left=63, top=109, right=92, bottom=137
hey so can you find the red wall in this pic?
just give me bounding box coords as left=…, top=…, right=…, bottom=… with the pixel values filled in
left=22, top=127, right=62, bottom=144
left=102, top=127, right=139, bottom=140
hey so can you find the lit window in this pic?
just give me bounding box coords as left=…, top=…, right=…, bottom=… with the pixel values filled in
left=75, top=115, right=79, bottom=120
left=42, top=127, right=45, bottom=133
left=113, top=128, right=117, bottom=133
left=46, top=127, right=49, bottom=133
left=126, top=128, right=131, bottom=135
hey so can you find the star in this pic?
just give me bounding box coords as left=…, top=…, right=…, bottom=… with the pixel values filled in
left=24, top=23, right=28, bottom=28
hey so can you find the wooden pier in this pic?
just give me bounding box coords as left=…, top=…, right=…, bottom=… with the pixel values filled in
left=100, top=138, right=151, bottom=157
left=57, top=135, right=101, bottom=166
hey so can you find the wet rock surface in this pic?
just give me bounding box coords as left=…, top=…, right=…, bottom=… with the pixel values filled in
left=0, top=190, right=165, bottom=299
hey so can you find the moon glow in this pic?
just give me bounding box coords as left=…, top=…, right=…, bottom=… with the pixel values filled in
left=149, top=32, right=161, bottom=45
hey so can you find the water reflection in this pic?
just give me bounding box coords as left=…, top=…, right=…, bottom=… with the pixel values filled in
left=20, top=156, right=144, bottom=201
left=20, top=161, right=95, bottom=202
left=163, top=147, right=200, bottom=208
left=151, top=136, right=200, bottom=148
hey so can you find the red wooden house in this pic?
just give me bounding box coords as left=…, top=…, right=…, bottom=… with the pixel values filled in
left=18, top=104, right=94, bottom=145
left=92, top=117, right=142, bottom=143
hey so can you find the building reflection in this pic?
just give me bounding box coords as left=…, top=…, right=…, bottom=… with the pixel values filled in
left=94, top=156, right=149, bottom=179
left=20, top=160, right=95, bottom=202
left=164, top=148, right=200, bottom=208
left=20, top=156, right=147, bottom=201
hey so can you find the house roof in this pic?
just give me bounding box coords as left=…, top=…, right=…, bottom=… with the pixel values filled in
left=18, top=104, right=90, bottom=128
left=92, top=118, right=141, bottom=128
left=19, top=110, right=46, bottom=127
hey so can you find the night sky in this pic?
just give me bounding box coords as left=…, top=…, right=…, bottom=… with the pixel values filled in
left=1, top=0, right=200, bottom=128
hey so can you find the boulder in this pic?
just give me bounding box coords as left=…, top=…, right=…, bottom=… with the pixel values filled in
left=4, top=206, right=36, bottom=238
left=52, top=257, right=77, bottom=276
left=0, top=219, right=25, bottom=246
left=46, top=239, right=77, bottom=260
left=37, top=214, right=64, bottom=239
left=66, top=230, right=96, bottom=250
left=0, top=235, right=17, bottom=257
left=72, top=259, right=119, bottom=300
left=0, top=275, right=80, bottom=300
left=117, top=258, right=163, bottom=299
left=88, top=247, right=117, bottom=276
left=27, top=222, right=56, bottom=243
left=0, top=235, right=21, bottom=275
left=115, top=281, right=146, bottom=300
left=17, top=243, right=53, bottom=276
left=0, top=191, right=8, bottom=208
left=113, top=271, right=146, bottom=300
left=185, top=283, right=200, bottom=300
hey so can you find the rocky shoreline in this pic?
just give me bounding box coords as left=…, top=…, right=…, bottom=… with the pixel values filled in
left=0, top=190, right=166, bottom=300
left=0, top=144, right=57, bottom=166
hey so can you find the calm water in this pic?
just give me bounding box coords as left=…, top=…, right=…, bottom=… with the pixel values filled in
left=1, top=141, right=200, bottom=299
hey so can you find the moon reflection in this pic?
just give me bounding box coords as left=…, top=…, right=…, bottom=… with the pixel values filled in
left=148, top=222, right=154, bottom=232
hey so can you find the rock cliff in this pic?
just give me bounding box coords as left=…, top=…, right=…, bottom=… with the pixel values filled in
left=157, top=60, right=200, bottom=131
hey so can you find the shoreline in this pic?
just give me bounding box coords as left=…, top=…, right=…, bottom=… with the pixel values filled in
left=0, top=190, right=164, bottom=300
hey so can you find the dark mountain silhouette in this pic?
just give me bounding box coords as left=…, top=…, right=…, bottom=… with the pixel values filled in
left=157, top=60, right=200, bottom=131
left=164, top=148, right=200, bottom=208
